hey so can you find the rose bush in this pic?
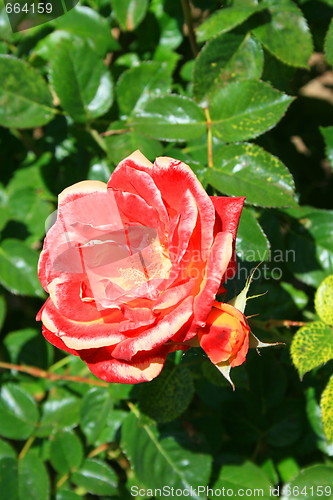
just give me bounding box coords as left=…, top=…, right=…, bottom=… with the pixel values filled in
left=37, top=150, right=246, bottom=383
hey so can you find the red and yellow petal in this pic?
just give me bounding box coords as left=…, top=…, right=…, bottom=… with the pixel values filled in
left=192, top=231, right=233, bottom=327
left=82, top=347, right=166, bottom=384
left=111, top=296, right=193, bottom=361
left=40, top=298, right=127, bottom=350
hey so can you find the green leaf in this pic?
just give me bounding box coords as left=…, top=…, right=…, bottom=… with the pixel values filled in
left=262, top=50, right=297, bottom=94
left=54, top=6, right=119, bottom=56
left=320, top=126, right=333, bottom=170
left=0, top=457, right=18, bottom=500
left=315, top=275, right=333, bottom=326
left=236, top=207, right=270, bottom=261
left=0, top=295, right=6, bottom=331
left=207, top=143, right=296, bottom=207
left=121, top=411, right=212, bottom=499
left=321, top=376, right=333, bottom=443
left=0, top=438, right=16, bottom=460
left=111, top=0, right=149, bottom=31
left=56, top=492, right=81, bottom=500
left=18, top=453, right=50, bottom=500
left=95, top=409, right=128, bottom=446
left=150, top=1, right=182, bottom=50
left=7, top=187, right=53, bottom=244
left=193, top=32, right=264, bottom=102
left=0, top=383, right=39, bottom=440
left=80, top=387, right=113, bottom=445
left=34, top=31, right=74, bottom=61
left=50, top=40, right=113, bottom=123
left=305, top=387, right=333, bottom=456
left=285, top=207, right=333, bottom=287
left=4, top=328, right=53, bottom=369
left=0, top=455, right=50, bottom=500
left=108, top=382, right=134, bottom=400
left=209, top=80, right=293, bottom=142
left=266, top=400, right=304, bottom=448
left=213, top=461, right=272, bottom=499
left=325, top=19, right=333, bottom=66
left=6, top=153, right=54, bottom=196
left=139, top=362, right=194, bottom=423
left=153, top=47, right=181, bottom=75
left=131, top=94, right=206, bottom=142
left=50, top=430, right=83, bottom=475
left=71, top=458, right=118, bottom=496
left=276, top=457, right=300, bottom=484
left=196, top=0, right=261, bottom=42
left=0, top=8, right=12, bottom=41
left=253, top=0, right=313, bottom=68
left=37, top=388, right=80, bottom=437
left=291, top=321, right=333, bottom=378
left=105, top=131, right=163, bottom=165
left=281, top=465, right=333, bottom=499
left=88, top=159, right=113, bottom=182
left=0, top=55, right=55, bottom=129
left=116, top=62, right=172, bottom=117
left=0, top=182, right=10, bottom=232
left=0, top=239, right=44, bottom=298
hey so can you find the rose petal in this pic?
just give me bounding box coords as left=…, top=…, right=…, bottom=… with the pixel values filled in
left=154, top=157, right=215, bottom=259
left=210, top=196, right=245, bottom=280
left=152, top=279, right=194, bottom=311
left=112, top=191, right=162, bottom=235
left=119, top=305, right=156, bottom=332
left=199, top=311, right=242, bottom=364
left=47, top=278, right=120, bottom=322
left=83, top=348, right=166, bottom=383
left=41, top=298, right=128, bottom=350
left=111, top=295, right=193, bottom=361
left=192, top=231, right=233, bottom=328
left=109, top=161, right=169, bottom=229
left=230, top=332, right=250, bottom=367
left=110, top=152, right=215, bottom=259
left=168, top=190, right=198, bottom=264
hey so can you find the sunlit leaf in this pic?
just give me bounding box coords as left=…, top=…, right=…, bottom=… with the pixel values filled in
left=196, top=0, right=262, bottom=42
left=209, top=80, right=293, bottom=142
left=111, top=0, right=149, bottom=31
left=315, top=275, right=333, bottom=326
left=207, top=143, right=296, bottom=207
left=0, top=239, right=44, bottom=298
left=321, top=376, right=333, bottom=443
left=291, top=322, right=333, bottom=378
left=131, top=94, right=206, bottom=142
left=194, top=32, right=263, bottom=102
left=50, top=39, right=113, bottom=123
left=253, top=0, right=313, bottom=68
left=121, top=411, right=212, bottom=499
left=0, top=384, right=39, bottom=440
left=0, top=56, right=55, bottom=129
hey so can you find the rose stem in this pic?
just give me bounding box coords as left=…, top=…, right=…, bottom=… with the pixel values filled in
left=0, top=361, right=108, bottom=387
left=180, top=0, right=199, bottom=57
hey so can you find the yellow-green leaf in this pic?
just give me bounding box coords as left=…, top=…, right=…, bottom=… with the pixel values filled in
left=325, top=18, right=333, bottom=66
left=315, top=275, right=333, bottom=326
left=291, top=321, right=333, bottom=378
left=321, top=375, right=333, bottom=443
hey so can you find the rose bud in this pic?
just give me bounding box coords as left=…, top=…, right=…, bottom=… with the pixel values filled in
left=198, top=302, right=251, bottom=388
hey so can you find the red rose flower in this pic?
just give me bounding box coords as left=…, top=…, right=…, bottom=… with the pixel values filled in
left=37, top=151, right=245, bottom=383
